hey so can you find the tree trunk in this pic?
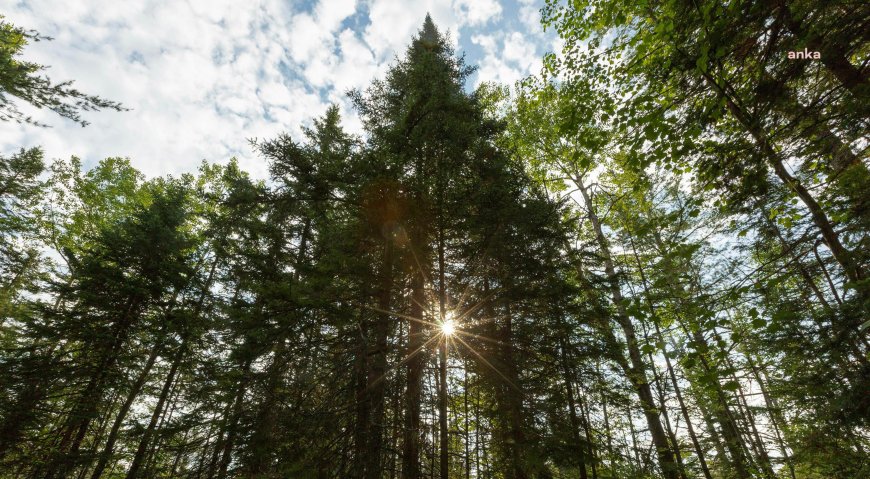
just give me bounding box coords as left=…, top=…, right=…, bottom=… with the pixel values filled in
left=701, top=71, right=863, bottom=286
left=577, top=389, right=599, bottom=479
left=576, top=181, right=681, bottom=479
left=720, top=347, right=776, bottom=479
left=772, top=0, right=869, bottom=102
left=629, top=238, right=713, bottom=479
left=558, top=340, right=589, bottom=479
left=689, top=328, right=753, bottom=479
left=242, top=343, right=287, bottom=476
left=761, top=209, right=835, bottom=310
left=366, top=235, right=393, bottom=478
left=43, top=299, right=141, bottom=479
left=437, top=218, right=449, bottom=479
left=125, top=334, right=187, bottom=479
left=89, top=339, right=161, bottom=479
left=463, top=360, right=471, bottom=479
left=501, top=302, right=529, bottom=479
left=438, top=343, right=449, bottom=479
left=353, top=309, right=370, bottom=479
left=641, top=321, right=687, bottom=478
left=746, top=356, right=797, bottom=479
left=402, top=271, right=426, bottom=479
left=598, top=361, right=614, bottom=470
left=144, top=378, right=182, bottom=475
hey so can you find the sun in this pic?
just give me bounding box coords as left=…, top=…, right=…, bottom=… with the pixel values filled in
left=441, top=318, right=456, bottom=336
left=440, top=311, right=457, bottom=336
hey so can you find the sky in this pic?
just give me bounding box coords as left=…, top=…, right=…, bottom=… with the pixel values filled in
left=0, top=0, right=558, bottom=179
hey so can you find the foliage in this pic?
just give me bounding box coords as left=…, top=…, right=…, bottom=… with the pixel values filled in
left=0, top=15, right=125, bottom=126
left=0, top=8, right=867, bottom=479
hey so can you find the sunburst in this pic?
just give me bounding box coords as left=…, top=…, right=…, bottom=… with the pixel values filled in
left=440, top=311, right=457, bottom=336
left=363, top=294, right=517, bottom=395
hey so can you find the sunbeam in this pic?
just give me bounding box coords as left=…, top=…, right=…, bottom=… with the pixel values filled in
left=452, top=333, right=520, bottom=391
left=365, top=305, right=441, bottom=329
left=363, top=334, right=441, bottom=394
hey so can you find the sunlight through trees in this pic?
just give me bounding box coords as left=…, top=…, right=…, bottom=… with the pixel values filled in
left=1, top=3, right=868, bottom=478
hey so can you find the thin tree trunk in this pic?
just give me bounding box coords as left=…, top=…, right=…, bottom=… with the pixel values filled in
left=746, top=357, right=797, bottom=479
left=599, top=361, right=614, bottom=470
left=77, top=389, right=122, bottom=479
left=218, top=375, right=248, bottom=479
left=558, top=340, right=589, bottom=479
left=701, top=70, right=863, bottom=285
left=437, top=219, right=449, bottom=479
left=721, top=348, right=776, bottom=479
left=391, top=319, right=405, bottom=479
left=769, top=155, right=861, bottom=284
left=463, top=360, right=471, bottom=479
left=577, top=391, right=599, bottom=479
left=629, top=238, right=713, bottom=479
left=144, top=379, right=182, bottom=475
left=245, top=346, right=291, bottom=475
left=193, top=412, right=218, bottom=479
left=696, top=400, right=727, bottom=470
left=475, top=375, right=482, bottom=479
left=773, top=0, right=869, bottom=101
left=761, top=210, right=834, bottom=310
left=205, top=401, right=233, bottom=479
left=44, top=299, right=141, bottom=479
left=646, top=227, right=756, bottom=479
left=365, top=233, right=394, bottom=477
left=438, top=346, right=448, bottom=479
left=89, top=339, right=162, bottom=479
left=353, top=308, right=370, bottom=479
left=576, top=180, right=681, bottom=479
left=169, top=428, right=190, bottom=477
left=501, top=302, right=529, bottom=479
left=627, top=405, right=641, bottom=474
left=125, top=334, right=187, bottom=479
left=687, top=327, right=753, bottom=479
left=641, top=320, right=687, bottom=479
left=402, top=270, right=426, bottom=479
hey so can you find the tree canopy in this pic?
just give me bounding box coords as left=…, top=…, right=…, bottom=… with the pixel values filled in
left=0, top=7, right=867, bottom=479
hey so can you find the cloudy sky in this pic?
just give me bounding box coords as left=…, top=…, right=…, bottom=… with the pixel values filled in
left=0, top=0, right=557, bottom=179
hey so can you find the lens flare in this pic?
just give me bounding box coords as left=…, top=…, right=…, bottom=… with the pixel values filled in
left=441, top=318, right=456, bottom=336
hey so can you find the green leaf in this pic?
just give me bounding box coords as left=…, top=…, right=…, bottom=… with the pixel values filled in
left=696, top=55, right=708, bottom=73
left=684, top=354, right=697, bottom=369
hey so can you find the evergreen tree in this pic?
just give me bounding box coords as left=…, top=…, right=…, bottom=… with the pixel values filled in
left=1, top=9, right=867, bottom=479
left=0, top=15, right=124, bottom=126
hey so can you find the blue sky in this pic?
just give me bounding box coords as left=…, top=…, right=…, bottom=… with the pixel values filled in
left=0, top=0, right=558, bottom=178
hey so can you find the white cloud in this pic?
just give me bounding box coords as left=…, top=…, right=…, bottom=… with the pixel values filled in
left=316, top=0, right=358, bottom=32
left=454, top=0, right=502, bottom=26
left=518, top=4, right=542, bottom=34
left=0, top=0, right=550, bottom=180
left=472, top=30, right=541, bottom=87
left=503, top=32, right=538, bottom=70
left=363, top=0, right=461, bottom=61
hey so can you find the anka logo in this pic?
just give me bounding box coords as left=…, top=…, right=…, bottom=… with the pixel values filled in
left=788, top=48, right=821, bottom=59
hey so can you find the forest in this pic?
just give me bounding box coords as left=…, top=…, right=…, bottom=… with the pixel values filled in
left=0, top=1, right=868, bottom=478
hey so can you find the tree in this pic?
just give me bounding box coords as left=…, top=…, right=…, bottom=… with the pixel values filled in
left=2, top=9, right=868, bottom=479
left=0, top=15, right=125, bottom=126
